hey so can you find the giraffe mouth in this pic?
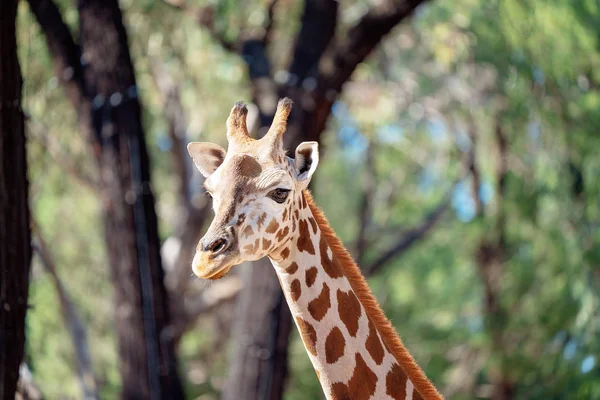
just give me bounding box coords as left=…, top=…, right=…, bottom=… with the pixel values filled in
left=191, top=250, right=236, bottom=280
left=204, top=265, right=233, bottom=280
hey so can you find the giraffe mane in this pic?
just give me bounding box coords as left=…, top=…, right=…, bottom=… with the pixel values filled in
left=304, top=190, right=443, bottom=400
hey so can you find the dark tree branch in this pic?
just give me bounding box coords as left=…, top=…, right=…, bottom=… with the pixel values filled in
left=355, top=142, right=376, bottom=265
left=160, top=0, right=236, bottom=52
left=364, top=187, right=454, bottom=277
left=1, top=0, right=32, bottom=397
left=262, top=0, right=280, bottom=47
left=27, top=0, right=95, bottom=147
left=32, top=222, right=99, bottom=400
left=287, top=0, right=338, bottom=85
left=466, top=117, right=484, bottom=216
left=321, top=0, right=426, bottom=93
left=292, top=0, right=428, bottom=151
left=27, top=0, right=85, bottom=93
left=475, top=114, right=513, bottom=400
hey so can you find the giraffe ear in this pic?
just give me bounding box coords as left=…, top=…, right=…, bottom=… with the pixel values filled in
left=187, top=142, right=226, bottom=178
left=294, top=141, right=319, bottom=187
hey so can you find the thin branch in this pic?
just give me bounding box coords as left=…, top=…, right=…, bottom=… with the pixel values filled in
left=354, top=142, right=376, bottom=265
left=28, top=120, right=99, bottom=191
left=31, top=222, right=99, bottom=400
left=262, top=0, right=280, bottom=46
left=27, top=0, right=85, bottom=97
left=27, top=0, right=95, bottom=144
left=160, top=0, right=236, bottom=52
left=364, top=185, right=455, bottom=277
left=170, top=275, right=242, bottom=341
left=466, top=116, right=484, bottom=216
left=149, top=58, right=192, bottom=210
left=321, top=0, right=427, bottom=93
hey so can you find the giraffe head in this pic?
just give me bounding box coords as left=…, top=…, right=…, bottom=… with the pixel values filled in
left=187, top=98, right=319, bottom=279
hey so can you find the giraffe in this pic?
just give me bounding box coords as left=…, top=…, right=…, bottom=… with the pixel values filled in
left=187, top=98, right=443, bottom=400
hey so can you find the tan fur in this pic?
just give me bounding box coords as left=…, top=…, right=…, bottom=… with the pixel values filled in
left=304, top=190, right=443, bottom=400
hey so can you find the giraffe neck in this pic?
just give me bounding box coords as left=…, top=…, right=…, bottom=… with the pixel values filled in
left=268, top=191, right=441, bottom=400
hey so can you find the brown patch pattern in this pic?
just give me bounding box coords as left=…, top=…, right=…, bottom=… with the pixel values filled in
left=236, top=155, right=262, bottom=177
left=286, top=262, right=299, bottom=274
left=297, top=219, right=316, bottom=254
left=305, top=267, right=318, bottom=287
left=296, top=317, right=317, bottom=356
left=325, top=327, right=345, bottom=364
left=275, top=226, right=289, bottom=242
left=242, top=225, right=254, bottom=238
left=337, top=289, right=361, bottom=336
left=320, top=236, right=343, bottom=278
left=262, top=238, right=271, bottom=250
left=385, top=363, right=408, bottom=400
left=366, top=318, right=385, bottom=365
left=243, top=238, right=260, bottom=255
left=308, top=283, right=331, bottom=321
left=257, top=212, right=267, bottom=228
left=331, top=353, right=377, bottom=400
left=290, top=279, right=301, bottom=302
left=308, top=216, right=318, bottom=234
left=280, top=247, right=290, bottom=260
left=265, top=218, right=279, bottom=234
left=282, top=208, right=288, bottom=221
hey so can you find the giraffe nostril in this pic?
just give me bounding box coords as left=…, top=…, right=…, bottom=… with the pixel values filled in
left=209, top=238, right=228, bottom=254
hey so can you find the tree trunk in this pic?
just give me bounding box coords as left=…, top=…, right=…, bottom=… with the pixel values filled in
left=221, top=258, right=292, bottom=400
left=76, top=1, right=183, bottom=398
left=0, top=0, right=33, bottom=397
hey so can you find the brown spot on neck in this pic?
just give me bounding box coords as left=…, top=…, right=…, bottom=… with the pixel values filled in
left=290, top=279, right=301, bottom=302
left=325, top=327, right=345, bottom=364
left=305, top=267, right=318, bottom=287
left=296, top=317, right=317, bottom=356
left=331, top=353, right=377, bottom=400
left=385, top=363, right=408, bottom=400
left=308, top=283, right=331, bottom=321
left=337, top=289, right=361, bottom=337
left=366, top=317, right=385, bottom=365
left=320, top=236, right=343, bottom=279
left=297, top=219, right=316, bottom=254
left=308, top=216, right=318, bottom=234
left=286, top=262, right=299, bottom=274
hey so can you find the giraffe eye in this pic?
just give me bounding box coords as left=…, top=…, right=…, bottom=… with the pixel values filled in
left=268, top=188, right=290, bottom=204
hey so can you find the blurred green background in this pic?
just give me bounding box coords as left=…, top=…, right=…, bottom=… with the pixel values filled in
left=16, top=0, right=600, bottom=398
